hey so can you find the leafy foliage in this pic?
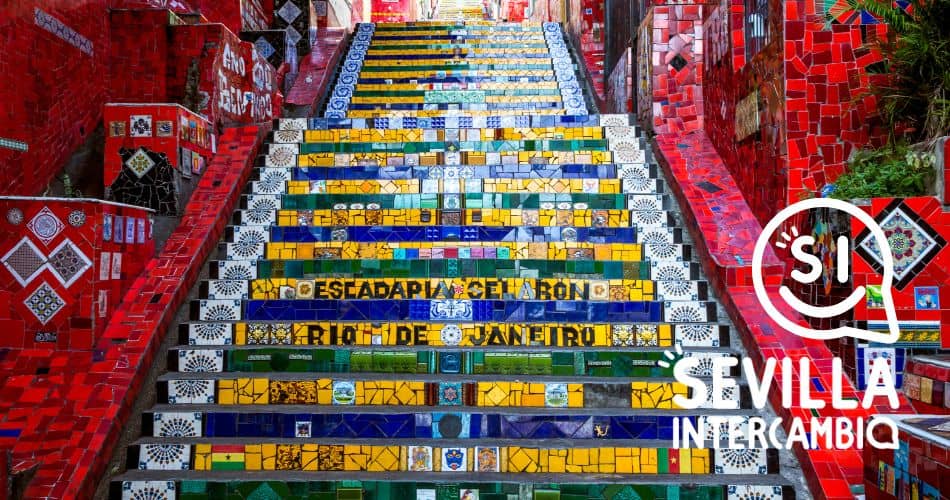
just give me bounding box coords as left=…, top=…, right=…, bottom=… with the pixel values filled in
left=831, top=143, right=936, bottom=199
left=827, top=0, right=948, bottom=198
left=849, top=0, right=950, bottom=143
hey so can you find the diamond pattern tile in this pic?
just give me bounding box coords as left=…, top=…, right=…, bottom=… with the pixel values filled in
left=23, top=281, right=65, bottom=325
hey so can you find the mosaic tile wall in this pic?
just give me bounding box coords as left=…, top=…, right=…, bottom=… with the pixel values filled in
left=0, top=2, right=284, bottom=197
left=565, top=0, right=606, bottom=103
left=638, top=3, right=926, bottom=498
left=846, top=197, right=950, bottom=391
left=192, top=0, right=272, bottom=34
left=108, top=10, right=176, bottom=104
left=643, top=3, right=705, bottom=135
left=0, top=198, right=155, bottom=350
left=698, top=0, right=890, bottom=224
left=863, top=415, right=949, bottom=499
left=165, top=23, right=283, bottom=127
left=272, top=0, right=317, bottom=55
left=116, top=481, right=793, bottom=500
left=901, top=356, right=950, bottom=413
left=0, top=125, right=268, bottom=499
left=0, top=1, right=112, bottom=195
left=103, top=104, right=215, bottom=215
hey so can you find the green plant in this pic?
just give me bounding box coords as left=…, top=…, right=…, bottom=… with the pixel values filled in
left=830, top=143, right=936, bottom=199
left=848, top=0, right=950, bottom=143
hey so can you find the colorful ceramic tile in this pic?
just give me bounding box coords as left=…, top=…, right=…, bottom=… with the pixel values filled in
left=856, top=200, right=947, bottom=289
left=408, top=445, right=433, bottom=471
left=914, top=286, right=939, bottom=310
left=130, top=115, right=153, bottom=137
left=331, top=380, right=356, bottom=405
left=476, top=446, right=500, bottom=472
left=438, top=382, right=463, bottom=406
left=441, top=447, right=467, bottom=472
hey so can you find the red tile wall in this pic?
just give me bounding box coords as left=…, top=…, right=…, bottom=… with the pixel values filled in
left=108, top=10, right=173, bottom=104
left=902, top=358, right=950, bottom=413
left=0, top=199, right=154, bottom=351
left=192, top=0, right=273, bottom=34
left=0, top=2, right=279, bottom=197
left=167, top=23, right=282, bottom=127
left=783, top=1, right=888, bottom=207
left=701, top=0, right=889, bottom=225
left=850, top=197, right=950, bottom=350
left=702, top=0, right=787, bottom=226
left=0, top=2, right=111, bottom=195
left=863, top=419, right=949, bottom=499
left=103, top=104, right=214, bottom=187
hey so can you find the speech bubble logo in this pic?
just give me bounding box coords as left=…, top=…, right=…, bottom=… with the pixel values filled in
left=751, top=198, right=899, bottom=343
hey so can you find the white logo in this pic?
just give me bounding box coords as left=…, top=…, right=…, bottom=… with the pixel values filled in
left=752, top=198, right=899, bottom=343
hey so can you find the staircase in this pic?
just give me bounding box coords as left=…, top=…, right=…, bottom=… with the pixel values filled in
left=111, top=21, right=796, bottom=500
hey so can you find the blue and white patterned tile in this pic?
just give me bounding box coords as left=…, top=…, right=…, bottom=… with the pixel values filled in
left=715, top=448, right=769, bottom=474
left=272, top=129, right=304, bottom=144
left=656, top=279, right=701, bottom=301
left=187, top=323, right=233, bottom=346
left=207, top=280, right=249, bottom=300
left=121, top=481, right=175, bottom=500
left=167, top=379, right=215, bottom=404
left=675, top=324, right=721, bottom=347
left=177, top=349, right=224, bottom=373
left=216, top=260, right=256, bottom=280
left=664, top=301, right=710, bottom=323
left=278, top=118, right=307, bottom=131
left=197, top=299, right=242, bottom=322
left=139, top=444, right=191, bottom=470
left=727, top=485, right=784, bottom=500
left=152, top=412, right=203, bottom=437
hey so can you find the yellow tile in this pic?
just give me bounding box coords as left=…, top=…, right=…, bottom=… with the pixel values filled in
left=262, top=443, right=277, bottom=470
left=193, top=444, right=211, bottom=471
left=679, top=449, right=691, bottom=474
left=244, top=444, right=262, bottom=471
left=344, top=445, right=368, bottom=471
left=217, top=380, right=235, bottom=405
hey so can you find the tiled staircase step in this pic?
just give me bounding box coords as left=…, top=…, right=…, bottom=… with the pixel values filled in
left=112, top=479, right=795, bottom=500
left=268, top=178, right=653, bottom=195
left=154, top=377, right=747, bottom=410
left=179, top=321, right=730, bottom=348
left=239, top=193, right=662, bottom=211
left=209, top=257, right=699, bottom=280
left=199, top=277, right=709, bottom=301
left=189, top=298, right=719, bottom=323
left=276, top=114, right=636, bottom=131
left=166, top=346, right=738, bottom=376
left=248, top=168, right=661, bottom=189
left=124, top=440, right=780, bottom=474
left=218, top=235, right=689, bottom=258
left=140, top=409, right=754, bottom=439
left=252, top=209, right=676, bottom=229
